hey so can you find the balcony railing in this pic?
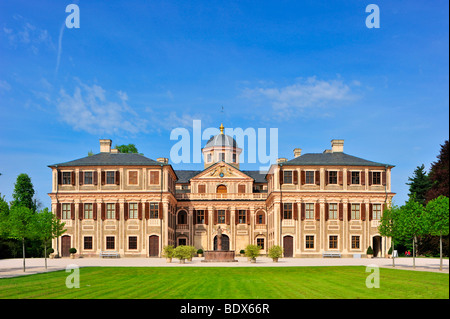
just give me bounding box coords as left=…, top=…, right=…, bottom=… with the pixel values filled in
left=175, top=192, right=268, bottom=200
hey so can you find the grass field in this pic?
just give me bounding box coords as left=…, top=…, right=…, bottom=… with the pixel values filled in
left=0, top=266, right=448, bottom=299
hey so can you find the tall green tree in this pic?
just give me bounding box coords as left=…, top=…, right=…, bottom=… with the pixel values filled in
left=378, top=203, right=402, bottom=267
left=0, top=194, right=10, bottom=238
left=427, top=140, right=449, bottom=201
left=114, top=144, right=142, bottom=154
left=7, top=206, right=37, bottom=272
left=396, top=195, right=426, bottom=269
left=11, top=173, right=36, bottom=212
left=52, top=217, right=67, bottom=258
left=423, top=196, right=449, bottom=271
left=34, top=208, right=60, bottom=269
left=406, top=164, right=432, bottom=206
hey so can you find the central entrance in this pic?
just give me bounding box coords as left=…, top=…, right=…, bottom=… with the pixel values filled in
left=373, top=235, right=382, bottom=257
left=214, top=234, right=229, bottom=251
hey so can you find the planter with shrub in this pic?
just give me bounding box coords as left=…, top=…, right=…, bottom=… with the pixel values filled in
left=366, top=246, right=374, bottom=258
left=163, top=245, right=175, bottom=263
left=69, top=248, right=77, bottom=259
left=268, top=245, right=283, bottom=262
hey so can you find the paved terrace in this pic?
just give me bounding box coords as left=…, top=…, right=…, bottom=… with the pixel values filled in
left=0, top=256, right=448, bottom=278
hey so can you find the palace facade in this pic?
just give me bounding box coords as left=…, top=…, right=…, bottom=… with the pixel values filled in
left=48, top=125, right=395, bottom=258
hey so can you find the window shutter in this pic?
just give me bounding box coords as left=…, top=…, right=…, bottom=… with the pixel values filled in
left=235, top=210, right=239, bottom=225
left=368, top=172, right=373, bottom=186
left=56, top=203, right=61, bottom=219
left=315, top=170, right=320, bottom=185
left=382, top=172, right=387, bottom=186
left=339, top=203, right=343, bottom=221
left=247, top=210, right=250, bottom=225
left=301, top=171, right=305, bottom=185
left=338, top=171, right=343, bottom=185
left=124, top=203, right=128, bottom=221
left=293, top=170, right=298, bottom=185
left=301, top=203, right=305, bottom=220
left=93, top=171, right=98, bottom=185
left=315, top=203, right=320, bottom=220
left=116, top=203, right=120, bottom=220
left=293, top=203, right=298, bottom=220
left=93, top=203, right=97, bottom=220
left=101, top=203, right=106, bottom=220
left=214, top=209, right=218, bottom=225
left=325, top=171, right=329, bottom=185
left=79, top=203, right=83, bottom=220
left=71, top=172, right=75, bottom=186
left=361, top=171, right=365, bottom=185
left=279, top=169, right=283, bottom=185
left=361, top=203, right=366, bottom=221
left=145, top=203, right=150, bottom=219
left=101, top=171, right=105, bottom=185
left=158, top=202, right=163, bottom=219
left=347, top=204, right=352, bottom=221
left=347, top=171, right=351, bottom=185
left=57, top=171, right=62, bottom=185
left=226, top=209, right=230, bottom=225
left=280, top=202, right=283, bottom=220
left=116, top=171, right=120, bottom=185
left=71, top=203, right=75, bottom=220
left=205, top=209, right=209, bottom=225
left=325, top=203, right=329, bottom=221
left=79, top=171, right=84, bottom=186
left=369, top=204, right=373, bottom=221
left=138, top=203, right=143, bottom=220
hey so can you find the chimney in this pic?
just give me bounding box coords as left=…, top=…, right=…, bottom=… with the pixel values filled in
left=293, top=148, right=302, bottom=157
left=277, top=158, right=287, bottom=164
left=157, top=157, right=169, bottom=164
left=331, top=139, right=344, bottom=153
left=99, top=139, right=112, bottom=153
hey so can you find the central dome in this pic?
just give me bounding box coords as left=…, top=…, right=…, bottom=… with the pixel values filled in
left=205, top=134, right=237, bottom=148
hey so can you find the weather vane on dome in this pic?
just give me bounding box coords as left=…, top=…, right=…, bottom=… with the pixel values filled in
left=220, top=105, right=225, bottom=134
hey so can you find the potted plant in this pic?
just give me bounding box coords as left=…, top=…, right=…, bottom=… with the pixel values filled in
left=245, top=244, right=260, bottom=263
left=163, top=245, right=175, bottom=263
left=268, top=245, right=283, bottom=262
left=69, top=248, right=77, bottom=259
left=197, top=249, right=204, bottom=257
left=174, top=245, right=190, bottom=264
left=48, top=248, right=55, bottom=259
left=240, top=249, right=245, bottom=257
left=366, top=246, right=374, bottom=258
left=187, top=246, right=196, bottom=261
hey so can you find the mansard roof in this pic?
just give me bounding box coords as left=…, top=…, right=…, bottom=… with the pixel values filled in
left=49, top=152, right=165, bottom=167
left=282, top=152, right=394, bottom=167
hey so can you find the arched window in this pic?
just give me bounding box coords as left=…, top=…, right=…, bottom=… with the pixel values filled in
left=177, top=210, right=187, bottom=224
left=216, top=185, right=227, bottom=194
left=256, top=211, right=266, bottom=224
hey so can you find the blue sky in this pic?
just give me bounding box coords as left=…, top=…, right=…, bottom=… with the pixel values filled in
left=0, top=0, right=448, bottom=209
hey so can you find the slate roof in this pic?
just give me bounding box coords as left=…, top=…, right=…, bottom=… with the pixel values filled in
left=49, top=152, right=165, bottom=167
left=204, top=134, right=237, bottom=148
left=282, top=152, right=394, bottom=167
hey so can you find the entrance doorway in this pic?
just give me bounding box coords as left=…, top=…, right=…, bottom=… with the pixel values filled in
left=214, top=234, right=229, bottom=251
left=61, top=235, right=71, bottom=257
left=372, top=236, right=382, bottom=257
left=149, top=235, right=159, bottom=257
left=283, top=236, right=293, bottom=257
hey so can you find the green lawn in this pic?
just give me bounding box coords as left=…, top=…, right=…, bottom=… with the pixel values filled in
left=0, top=266, right=448, bottom=299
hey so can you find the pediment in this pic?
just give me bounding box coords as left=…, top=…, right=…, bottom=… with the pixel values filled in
left=191, top=162, right=253, bottom=181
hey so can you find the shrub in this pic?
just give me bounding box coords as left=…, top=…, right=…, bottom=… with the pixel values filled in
left=162, top=245, right=175, bottom=258
left=367, top=246, right=374, bottom=255
left=240, top=249, right=245, bottom=254
left=69, top=248, right=77, bottom=254
left=245, top=245, right=260, bottom=259
left=197, top=249, right=203, bottom=254
left=268, top=245, right=283, bottom=259
left=174, top=245, right=191, bottom=260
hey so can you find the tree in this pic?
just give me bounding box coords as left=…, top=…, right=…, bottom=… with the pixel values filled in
left=427, top=140, right=449, bottom=201
left=114, top=144, right=142, bottom=154
left=406, top=165, right=432, bottom=206
left=378, top=203, right=402, bottom=267
left=0, top=194, right=10, bottom=238
left=52, top=217, right=67, bottom=258
left=11, top=173, right=36, bottom=212
left=34, top=208, right=59, bottom=269
left=423, top=196, right=449, bottom=271
left=7, top=206, right=37, bottom=272
left=396, top=195, right=426, bottom=269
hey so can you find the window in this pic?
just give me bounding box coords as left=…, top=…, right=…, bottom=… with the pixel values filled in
left=84, top=237, right=93, bottom=250
left=178, top=211, right=187, bottom=224
left=106, top=171, right=115, bottom=184
left=372, top=204, right=382, bottom=220
left=283, top=170, right=293, bottom=184
left=128, top=236, right=137, bottom=250
left=128, top=171, right=138, bottom=185
left=84, top=171, right=93, bottom=184
left=256, top=212, right=265, bottom=224
left=238, top=184, right=245, bottom=193
left=257, top=238, right=265, bottom=250
left=283, top=203, right=292, bottom=219
left=351, top=171, right=360, bottom=184
left=328, top=203, right=338, bottom=220
left=106, top=236, right=115, bottom=250
left=217, top=210, right=226, bottom=224
left=305, top=203, right=315, bottom=219
left=150, top=203, right=159, bottom=219
left=233, top=153, right=237, bottom=163
left=62, top=172, right=72, bottom=185
left=196, top=210, right=205, bottom=224
left=351, top=204, right=360, bottom=220
left=84, top=203, right=93, bottom=219
left=62, top=203, right=71, bottom=219
left=372, top=172, right=381, bottom=185
left=328, top=171, right=338, bottom=184
left=306, top=236, right=314, bottom=249
left=149, top=171, right=159, bottom=185
left=207, top=153, right=212, bottom=162
left=238, top=210, right=246, bottom=224
left=305, top=171, right=315, bottom=184
left=129, top=203, right=138, bottom=219
left=329, top=236, right=338, bottom=249
left=106, top=203, right=115, bottom=219
left=352, top=236, right=360, bottom=249
left=219, top=153, right=225, bottom=162
left=198, top=184, right=206, bottom=193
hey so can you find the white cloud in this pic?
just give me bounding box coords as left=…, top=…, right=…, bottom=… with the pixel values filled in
left=242, top=76, right=358, bottom=118
left=56, top=81, right=147, bottom=135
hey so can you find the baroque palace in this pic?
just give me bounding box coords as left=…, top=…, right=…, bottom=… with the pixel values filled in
left=48, top=124, right=395, bottom=258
